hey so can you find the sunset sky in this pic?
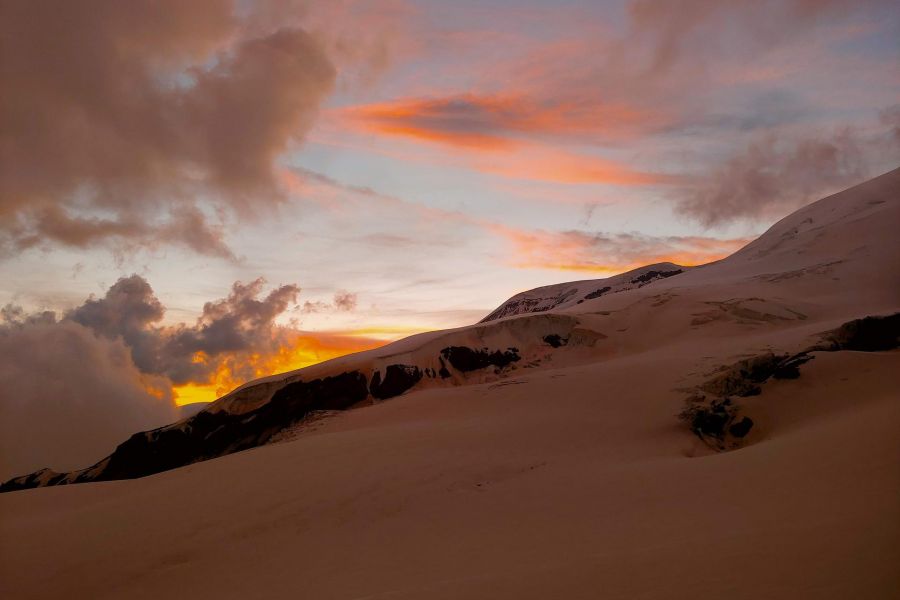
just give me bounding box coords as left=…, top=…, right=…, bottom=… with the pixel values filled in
left=2, top=0, right=899, bottom=407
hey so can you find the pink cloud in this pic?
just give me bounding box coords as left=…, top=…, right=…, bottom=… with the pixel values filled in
left=486, top=222, right=750, bottom=273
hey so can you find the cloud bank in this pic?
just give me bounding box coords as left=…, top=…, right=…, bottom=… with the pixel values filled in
left=0, top=0, right=400, bottom=258
left=66, top=276, right=303, bottom=385
left=338, top=0, right=897, bottom=211
left=0, top=275, right=379, bottom=480
left=0, top=320, right=175, bottom=481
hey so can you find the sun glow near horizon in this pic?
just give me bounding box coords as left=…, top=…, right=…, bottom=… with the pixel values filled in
left=170, top=332, right=395, bottom=406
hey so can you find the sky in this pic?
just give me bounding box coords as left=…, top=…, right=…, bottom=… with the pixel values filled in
left=1, top=0, right=899, bottom=475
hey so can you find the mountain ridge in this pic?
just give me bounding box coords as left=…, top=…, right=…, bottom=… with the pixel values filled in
left=3, top=167, right=898, bottom=493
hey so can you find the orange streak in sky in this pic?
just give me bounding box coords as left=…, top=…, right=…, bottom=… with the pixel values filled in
left=477, top=148, right=683, bottom=186
left=485, top=222, right=751, bottom=274
left=337, top=96, right=679, bottom=187
left=362, top=122, right=519, bottom=150
left=342, top=94, right=663, bottom=146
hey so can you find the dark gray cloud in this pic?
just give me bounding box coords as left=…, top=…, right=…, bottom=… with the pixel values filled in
left=0, top=273, right=308, bottom=479
left=10, top=206, right=235, bottom=260
left=159, top=278, right=300, bottom=383
left=68, top=274, right=171, bottom=382
left=0, top=303, right=56, bottom=326
left=69, top=275, right=165, bottom=342
left=676, top=126, right=900, bottom=226
left=0, top=0, right=338, bottom=258
left=66, top=275, right=300, bottom=384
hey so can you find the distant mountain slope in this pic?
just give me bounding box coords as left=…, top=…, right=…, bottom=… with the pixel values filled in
left=479, top=263, right=687, bottom=323
left=3, top=167, right=898, bottom=492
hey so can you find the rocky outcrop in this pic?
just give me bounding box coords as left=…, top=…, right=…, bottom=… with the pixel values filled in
left=370, top=364, right=423, bottom=399
left=480, top=288, right=579, bottom=322
left=0, top=310, right=606, bottom=492
left=1, top=337, right=549, bottom=492
left=815, top=313, right=900, bottom=352
left=440, top=346, right=521, bottom=372
left=700, top=352, right=814, bottom=398
left=1, top=371, right=370, bottom=493
left=728, top=416, right=754, bottom=438
left=438, top=358, right=451, bottom=379
left=681, top=352, right=814, bottom=449
left=543, top=334, right=568, bottom=348
left=583, top=286, right=611, bottom=300
left=681, top=312, right=899, bottom=451
left=630, top=269, right=682, bottom=285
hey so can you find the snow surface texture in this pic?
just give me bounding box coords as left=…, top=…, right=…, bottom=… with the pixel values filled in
left=1, top=168, right=898, bottom=599
left=478, top=262, right=687, bottom=322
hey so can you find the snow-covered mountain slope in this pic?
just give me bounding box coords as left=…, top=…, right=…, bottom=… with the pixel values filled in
left=479, top=263, right=687, bottom=322
left=2, top=168, right=898, bottom=493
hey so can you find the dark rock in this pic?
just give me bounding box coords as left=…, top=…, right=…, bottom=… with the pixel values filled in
left=480, top=287, right=579, bottom=322
left=729, top=417, right=754, bottom=438
left=543, top=334, right=568, bottom=348
left=681, top=398, right=755, bottom=441
left=679, top=313, right=899, bottom=454
left=47, top=472, right=69, bottom=486
left=0, top=469, right=56, bottom=493
left=369, top=364, right=423, bottom=399
left=438, top=357, right=451, bottom=379
left=820, top=313, right=900, bottom=352
left=2, top=370, right=370, bottom=492
left=630, top=269, right=682, bottom=285
left=439, top=346, right=521, bottom=372
left=687, top=402, right=731, bottom=437
left=702, top=353, right=789, bottom=397
left=772, top=353, right=814, bottom=379
left=584, top=286, right=611, bottom=300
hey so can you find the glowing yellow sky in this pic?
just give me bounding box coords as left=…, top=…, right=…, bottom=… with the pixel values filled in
left=171, top=331, right=398, bottom=406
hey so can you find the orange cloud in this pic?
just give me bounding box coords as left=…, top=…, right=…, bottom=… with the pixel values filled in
left=345, top=98, right=517, bottom=149
left=171, top=331, right=386, bottom=406
left=336, top=96, right=678, bottom=187
left=342, top=93, right=665, bottom=148
left=479, top=146, right=683, bottom=186
left=486, top=223, right=750, bottom=274
left=335, top=325, right=430, bottom=338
